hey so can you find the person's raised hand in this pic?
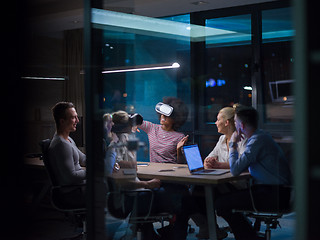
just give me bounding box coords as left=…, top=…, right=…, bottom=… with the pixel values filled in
left=177, top=135, right=189, bottom=151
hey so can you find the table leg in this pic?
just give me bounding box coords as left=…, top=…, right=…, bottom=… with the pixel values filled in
left=204, top=185, right=218, bottom=240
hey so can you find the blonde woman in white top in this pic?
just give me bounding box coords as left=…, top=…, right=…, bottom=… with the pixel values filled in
left=193, top=105, right=247, bottom=239
left=204, top=105, right=247, bottom=169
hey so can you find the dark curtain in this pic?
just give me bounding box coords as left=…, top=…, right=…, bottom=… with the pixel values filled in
left=64, top=29, right=85, bottom=117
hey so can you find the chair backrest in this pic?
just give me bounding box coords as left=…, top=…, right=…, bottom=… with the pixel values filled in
left=39, top=139, right=59, bottom=187
left=105, top=176, right=130, bottom=219
left=40, top=139, right=87, bottom=211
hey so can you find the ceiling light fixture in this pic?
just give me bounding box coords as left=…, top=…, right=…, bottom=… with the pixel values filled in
left=102, top=62, right=180, bottom=74
left=21, top=76, right=66, bottom=81
left=92, top=9, right=236, bottom=42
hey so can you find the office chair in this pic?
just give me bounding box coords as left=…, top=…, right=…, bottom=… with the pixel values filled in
left=39, top=139, right=87, bottom=240
left=106, top=176, right=173, bottom=240
left=233, top=181, right=293, bottom=240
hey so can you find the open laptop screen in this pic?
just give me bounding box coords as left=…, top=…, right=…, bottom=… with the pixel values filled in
left=183, top=144, right=204, bottom=172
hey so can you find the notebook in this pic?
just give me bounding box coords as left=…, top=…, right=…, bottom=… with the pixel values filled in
left=183, top=144, right=230, bottom=175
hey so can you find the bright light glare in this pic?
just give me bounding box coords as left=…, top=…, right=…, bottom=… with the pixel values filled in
left=172, top=62, right=180, bottom=68
left=21, top=76, right=66, bottom=81
left=102, top=62, right=180, bottom=74
left=243, top=86, right=253, bottom=91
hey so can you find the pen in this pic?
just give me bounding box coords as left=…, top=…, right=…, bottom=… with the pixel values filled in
left=158, top=169, right=175, bottom=172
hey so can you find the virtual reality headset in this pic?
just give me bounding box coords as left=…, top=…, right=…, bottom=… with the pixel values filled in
left=155, top=102, right=173, bottom=117
left=111, top=113, right=143, bottom=133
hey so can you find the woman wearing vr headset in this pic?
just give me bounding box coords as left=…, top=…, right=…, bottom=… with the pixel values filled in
left=132, top=97, right=195, bottom=238
left=135, top=97, right=189, bottom=164
left=103, top=110, right=193, bottom=240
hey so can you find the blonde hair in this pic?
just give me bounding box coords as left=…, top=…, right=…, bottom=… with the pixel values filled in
left=218, top=103, right=241, bottom=128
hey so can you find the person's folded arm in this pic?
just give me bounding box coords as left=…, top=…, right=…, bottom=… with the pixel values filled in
left=78, top=149, right=86, bottom=167
left=229, top=137, right=259, bottom=176
left=229, top=148, right=241, bottom=176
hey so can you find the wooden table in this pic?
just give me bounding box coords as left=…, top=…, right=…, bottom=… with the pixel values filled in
left=137, top=162, right=250, bottom=240
left=24, top=157, right=45, bottom=168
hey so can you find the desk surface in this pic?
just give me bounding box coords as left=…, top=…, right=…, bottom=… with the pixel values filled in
left=25, top=159, right=250, bottom=185
left=25, top=157, right=45, bottom=168
left=137, top=162, right=250, bottom=185
left=24, top=157, right=86, bottom=171
left=137, top=162, right=250, bottom=240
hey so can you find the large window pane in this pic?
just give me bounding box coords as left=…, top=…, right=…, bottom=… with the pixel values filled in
left=262, top=7, right=294, bottom=122
left=93, top=9, right=193, bottom=163
left=204, top=15, right=252, bottom=125
left=86, top=4, right=295, bottom=239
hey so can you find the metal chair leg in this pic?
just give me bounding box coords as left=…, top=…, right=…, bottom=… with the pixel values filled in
left=265, top=228, right=271, bottom=240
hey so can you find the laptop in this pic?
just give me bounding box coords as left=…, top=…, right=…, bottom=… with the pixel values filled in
left=183, top=144, right=230, bottom=175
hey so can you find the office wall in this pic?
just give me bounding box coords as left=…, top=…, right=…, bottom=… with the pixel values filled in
left=24, top=79, right=64, bottom=153
left=24, top=36, right=65, bottom=153
left=23, top=30, right=86, bottom=153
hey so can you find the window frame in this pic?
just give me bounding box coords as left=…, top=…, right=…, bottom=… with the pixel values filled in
left=188, top=0, right=293, bottom=137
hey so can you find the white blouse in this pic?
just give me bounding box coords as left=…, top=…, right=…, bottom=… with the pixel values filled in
left=206, top=135, right=247, bottom=163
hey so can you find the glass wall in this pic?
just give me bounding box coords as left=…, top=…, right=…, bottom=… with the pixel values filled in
left=191, top=6, right=294, bottom=157
left=84, top=1, right=294, bottom=239
left=89, top=5, right=294, bottom=153
left=92, top=9, right=192, bottom=162
left=261, top=7, right=294, bottom=123
left=204, top=14, right=252, bottom=125
left=193, top=6, right=295, bottom=137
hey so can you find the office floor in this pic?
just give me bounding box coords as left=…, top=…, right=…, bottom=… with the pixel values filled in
left=23, top=201, right=295, bottom=240
left=111, top=213, right=295, bottom=240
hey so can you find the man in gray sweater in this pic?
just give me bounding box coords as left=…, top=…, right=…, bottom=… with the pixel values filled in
left=48, top=102, right=86, bottom=208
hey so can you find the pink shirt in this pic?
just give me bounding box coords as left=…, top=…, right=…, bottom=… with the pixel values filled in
left=139, top=121, right=185, bottom=163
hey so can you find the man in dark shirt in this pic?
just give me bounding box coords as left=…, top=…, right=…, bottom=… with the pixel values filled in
left=215, top=106, right=292, bottom=240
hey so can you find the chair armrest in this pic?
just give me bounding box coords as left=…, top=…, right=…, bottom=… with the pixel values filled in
left=121, top=188, right=153, bottom=194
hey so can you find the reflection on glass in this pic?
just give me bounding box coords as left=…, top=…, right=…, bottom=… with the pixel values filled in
left=262, top=7, right=294, bottom=43
left=262, top=7, right=294, bottom=122
left=206, top=15, right=251, bottom=46
left=89, top=5, right=296, bottom=239
left=92, top=9, right=193, bottom=164
left=92, top=9, right=237, bottom=42
left=204, top=15, right=252, bottom=124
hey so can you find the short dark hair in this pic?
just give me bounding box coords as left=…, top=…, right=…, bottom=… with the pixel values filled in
left=161, top=97, right=189, bottom=131
left=111, top=110, right=132, bottom=133
left=235, top=106, right=259, bottom=129
left=52, top=102, right=75, bottom=128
